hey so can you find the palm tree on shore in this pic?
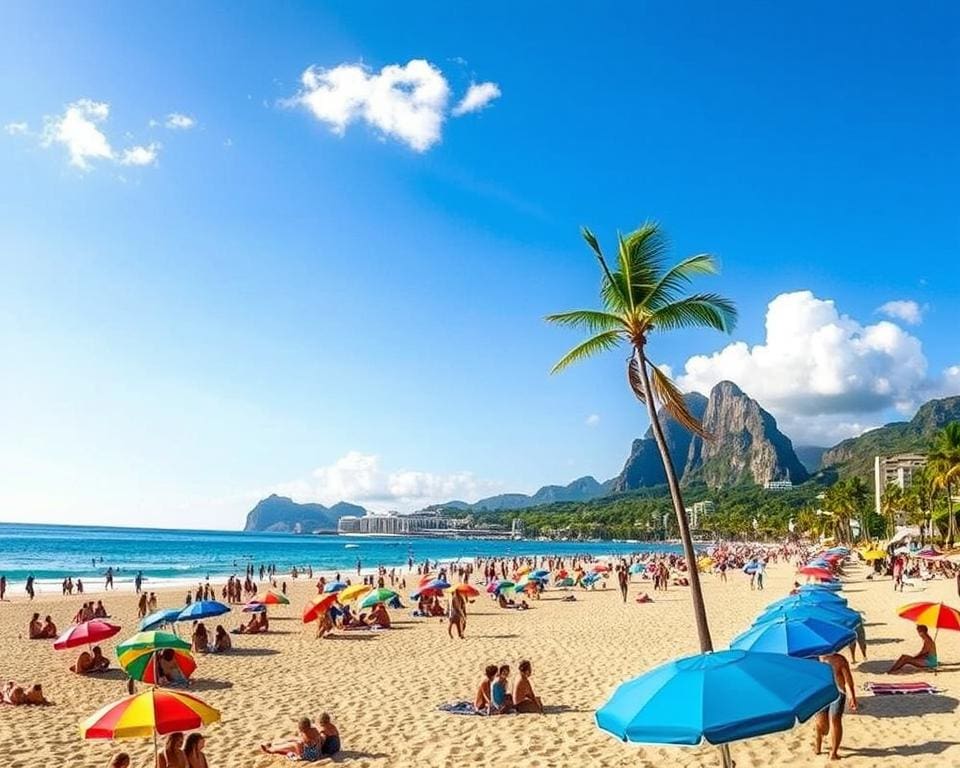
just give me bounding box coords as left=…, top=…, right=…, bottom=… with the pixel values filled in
left=880, top=483, right=904, bottom=538
left=547, top=222, right=736, bottom=652
left=929, top=421, right=960, bottom=547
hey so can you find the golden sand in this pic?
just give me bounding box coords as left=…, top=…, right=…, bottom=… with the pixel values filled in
left=0, top=560, right=958, bottom=767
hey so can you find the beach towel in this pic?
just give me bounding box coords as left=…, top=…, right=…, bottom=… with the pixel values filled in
left=863, top=681, right=942, bottom=695
left=438, top=701, right=485, bottom=716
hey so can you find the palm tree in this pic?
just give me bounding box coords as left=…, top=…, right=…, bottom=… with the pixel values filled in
left=880, top=483, right=904, bottom=538
left=929, top=421, right=960, bottom=547
left=547, top=222, right=736, bottom=652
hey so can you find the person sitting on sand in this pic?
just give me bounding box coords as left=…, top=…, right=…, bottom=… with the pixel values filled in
left=157, top=732, right=187, bottom=768
left=3, top=683, right=26, bottom=705
left=157, top=648, right=187, bottom=687
left=317, top=713, right=340, bottom=757
left=429, top=597, right=446, bottom=617
left=94, top=600, right=108, bottom=618
left=28, top=612, right=44, bottom=639
left=260, top=717, right=324, bottom=761
left=513, top=660, right=544, bottom=714
left=192, top=622, right=209, bottom=653
left=888, top=624, right=938, bottom=672
left=109, top=752, right=130, bottom=768
left=71, top=645, right=110, bottom=674
left=491, top=665, right=514, bottom=714
left=475, top=665, right=497, bottom=713
left=184, top=732, right=208, bottom=768
left=25, top=683, right=49, bottom=705
left=316, top=611, right=335, bottom=639
left=40, top=615, right=58, bottom=638
left=213, top=625, right=231, bottom=653
left=369, top=602, right=391, bottom=628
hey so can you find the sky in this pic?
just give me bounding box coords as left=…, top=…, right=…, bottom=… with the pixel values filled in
left=1, top=3, right=958, bottom=529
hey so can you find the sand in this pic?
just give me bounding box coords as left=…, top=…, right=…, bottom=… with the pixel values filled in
left=0, top=559, right=958, bottom=768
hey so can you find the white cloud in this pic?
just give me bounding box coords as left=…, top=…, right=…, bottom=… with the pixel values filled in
left=452, top=81, right=501, bottom=116
left=275, top=451, right=500, bottom=512
left=119, top=142, right=160, bottom=166
left=878, top=299, right=922, bottom=325
left=42, top=99, right=114, bottom=169
left=675, top=290, right=954, bottom=444
left=585, top=414, right=600, bottom=427
left=4, top=121, right=28, bottom=135
left=165, top=113, right=195, bottom=130
left=291, top=59, right=499, bottom=151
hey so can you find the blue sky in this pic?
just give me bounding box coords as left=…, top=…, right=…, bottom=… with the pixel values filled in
left=1, top=3, right=957, bottom=528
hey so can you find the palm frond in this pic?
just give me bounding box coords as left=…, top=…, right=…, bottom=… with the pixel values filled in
left=550, top=330, right=623, bottom=374
left=581, top=227, right=629, bottom=313
left=641, top=253, right=719, bottom=308
left=545, top=310, right=626, bottom=333
left=627, top=354, right=647, bottom=403
left=649, top=293, right=738, bottom=333
left=649, top=362, right=710, bottom=438
left=620, top=222, right=668, bottom=297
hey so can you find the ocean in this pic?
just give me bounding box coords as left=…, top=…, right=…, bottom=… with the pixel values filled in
left=0, top=522, right=680, bottom=593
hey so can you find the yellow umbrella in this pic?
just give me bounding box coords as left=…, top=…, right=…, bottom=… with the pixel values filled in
left=861, top=549, right=887, bottom=562
left=337, top=583, right=372, bottom=604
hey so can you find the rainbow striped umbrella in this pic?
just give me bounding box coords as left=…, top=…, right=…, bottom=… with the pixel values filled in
left=81, top=688, right=220, bottom=759
left=119, top=647, right=197, bottom=684
left=116, top=631, right=190, bottom=659
left=337, top=583, right=372, bottom=604
left=898, top=601, right=960, bottom=636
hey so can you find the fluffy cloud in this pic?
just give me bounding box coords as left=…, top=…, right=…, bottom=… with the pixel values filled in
left=677, top=291, right=956, bottom=444
left=42, top=99, right=115, bottom=169
left=291, top=59, right=500, bottom=151
left=165, top=113, right=195, bottom=130
left=119, top=142, right=161, bottom=166
left=452, top=82, right=501, bottom=116
left=878, top=299, right=923, bottom=325
left=4, top=121, right=28, bottom=135
left=275, top=451, right=499, bottom=512
left=585, top=414, right=600, bottom=427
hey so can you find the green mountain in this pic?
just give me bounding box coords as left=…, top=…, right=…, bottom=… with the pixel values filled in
left=463, top=476, right=612, bottom=512
left=243, top=494, right=366, bottom=532
left=794, top=445, right=828, bottom=474
left=820, top=394, right=960, bottom=481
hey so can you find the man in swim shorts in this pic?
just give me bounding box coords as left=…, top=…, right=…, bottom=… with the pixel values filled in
left=814, top=652, right=857, bottom=761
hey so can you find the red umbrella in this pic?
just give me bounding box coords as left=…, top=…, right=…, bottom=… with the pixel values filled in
left=797, top=566, right=835, bottom=581
left=53, top=620, right=121, bottom=650
left=302, top=593, right=339, bottom=624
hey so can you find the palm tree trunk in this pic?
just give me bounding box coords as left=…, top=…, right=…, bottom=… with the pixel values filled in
left=947, top=482, right=956, bottom=549
left=634, top=348, right=713, bottom=652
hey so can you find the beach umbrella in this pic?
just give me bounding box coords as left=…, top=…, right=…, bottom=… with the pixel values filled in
left=861, top=549, right=887, bottom=562
left=323, top=581, right=347, bottom=594
left=897, top=601, right=960, bottom=636
left=80, top=688, right=220, bottom=762
left=119, top=647, right=196, bottom=685
left=742, top=562, right=758, bottom=574
left=730, top=616, right=856, bottom=658
left=242, top=602, right=266, bottom=613
left=116, top=631, right=190, bottom=659
left=410, top=586, right=442, bottom=601
left=766, top=592, right=848, bottom=610
left=556, top=577, right=575, bottom=588
left=485, top=581, right=501, bottom=594
left=303, top=593, right=339, bottom=624
left=515, top=565, right=531, bottom=577
left=595, top=649, right=837, bottom=766
left=629, top=563, right=645, bottom=574
left=139, top=609, right=183, bottom=632
left=592, top=564, right=611, bottom=573
left=494, top=580, right=516, bottom=595
left=755, top=602, right=861, bottom=630
left=797, top=566, right=834, bottom=580
left=427, top=578, right=451, bottom=591
left=418, top=574, right=436, bottom=587
left=176, top=601, right=229, bottom=622
left=798, top=582, right=842, bottom=593
left=338, top=583, right=372, bottom=604
left=53, top=620, right=121, bottom=650
left=260, top=591, right=289, bottom=605
left=450, top=584, right=480, bottom=599
left=556, top=569, right=569, bottom=579
left=360, top=588, right=399, bottom=609
left=826, top=547, right=849, bottom=555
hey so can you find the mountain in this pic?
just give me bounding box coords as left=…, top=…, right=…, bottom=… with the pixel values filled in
left=683, top=381, right=809, bottom=488
left=243, top=495, right=366, bottom=533
left=820, top=394, right=960, bottom=481
left=466, top=476, right=611, bottom=512
left=611, top=392, right=709, bottom=491
left=794, top=445, right=828, bottom=474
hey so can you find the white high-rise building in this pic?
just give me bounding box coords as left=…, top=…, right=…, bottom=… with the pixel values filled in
left=874, top=454, right=927, bottom=516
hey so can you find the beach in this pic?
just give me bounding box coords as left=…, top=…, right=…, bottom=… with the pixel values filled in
left=1, top=559, right=958, bottom=768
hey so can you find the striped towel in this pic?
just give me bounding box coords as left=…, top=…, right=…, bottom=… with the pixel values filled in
left=863, top=681, right=941, bottom=695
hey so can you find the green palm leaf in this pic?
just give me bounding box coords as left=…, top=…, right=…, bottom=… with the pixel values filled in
left=550, top=330, right=623, bottom=374
left=649, top=293, right=738, bottom=333
left=544, top=310, right=626, bottom=333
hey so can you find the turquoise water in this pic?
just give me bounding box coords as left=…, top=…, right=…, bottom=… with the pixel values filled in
left=0, top=523, right=679, bottom=591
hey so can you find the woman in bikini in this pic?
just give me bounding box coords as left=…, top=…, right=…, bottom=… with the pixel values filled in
left=184, top=733, right=208, bottom=768
left=157, top=732, right=187, bottom=768
left=260, top=717, right=323, bottom=761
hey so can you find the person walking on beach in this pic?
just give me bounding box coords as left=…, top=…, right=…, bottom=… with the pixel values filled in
left=0, top=575, right=6, bottom=600
left=813, top=652, right=857, bottom=761
left=755, top=559, right=766, bottom=591
left=135, top=571, right=143, bottom=594
left=617, top=565, right=628, bottom=603
left=104, top=567, right=114, bottom=590
left=449, top=590, right=466, bottom=639
left=25, top=575, right=35, bottom=600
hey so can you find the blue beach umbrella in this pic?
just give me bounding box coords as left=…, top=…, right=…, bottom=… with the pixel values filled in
left=596, top=650, right=837, bottom=748
left=629, top=563, right=645, bottom=574
left=755, top=602, right=861, bottom=630
left=177, top=600, right=230, bottom=622
left=139, top=608, right=183, bottom=632
left=730, top=616, right=856, bottom=658
left=531, top=569, right=549, bottom=579
left=798, top=581, right=843, bottom=593
left=323, top=581, right=347, bottom=594
left=826, top=547, right=849, bottom=555
left=428, top=579, right=451, bottom=591
left=766, top=591, right=847, bottom=610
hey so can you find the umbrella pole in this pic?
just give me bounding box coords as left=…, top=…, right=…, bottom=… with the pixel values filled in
left=719, top=744, right=734, bottom=768
left=153, top=728, right=158, bottom=767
